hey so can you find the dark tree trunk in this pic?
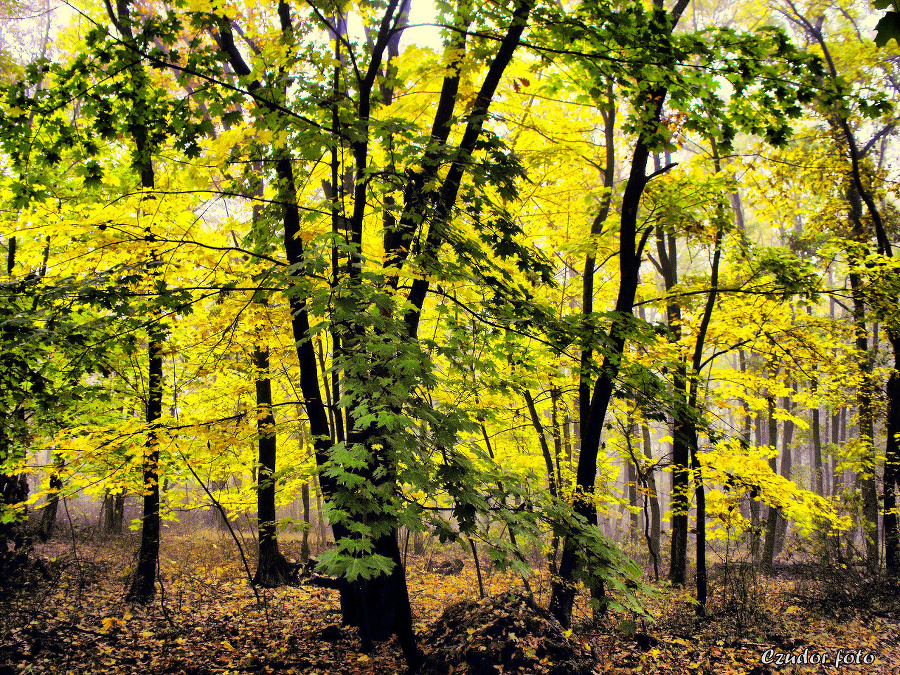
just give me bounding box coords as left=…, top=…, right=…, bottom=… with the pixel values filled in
left=105, top=0, right=164, bottom=606
left=126, top=338, right=163, bottom=603
left=550, top=82, right=616, bottom=628
left=686, top=185, right=724, bottom=612
left=640, top=423, right=661, bottom=571
left=251, top=346, right=293, bottom=588
left=548, top=0, right=692, bottom=616
left=848, top=271, right=879, bottom=568
left=0, top=243, right=33, bottom=577
left=213, top=2, right=532, bottom=664
left=812, top=399, right=824, bottom=497
left=774, top=394, right=795, bottom=557
left=669, top=364, right=691, bottom=587
left=0, top=462, right=29, bottom=576
left=884, top=334, right=900, bottom=571
left=627, top=450, right=639, bottom=542
left=762, top=391, right=779, bottom=573
left=652, top=213, right=691, bottom=588
left=37, top=460, right=63, bottom=542
left=102, top=491, right=125, bottom=534
left=300, top=481, right=311, bottom=562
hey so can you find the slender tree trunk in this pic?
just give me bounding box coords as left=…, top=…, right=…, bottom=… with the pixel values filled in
left=627, top=451, right=639, bottom=542
left=38, top=456, right=64, bottom=541
left=774, top=394, right=795, bottom=557
left=686, top=179, right=724, bottom=612
left=106, top=0, right=164, bottom=605
left=849, top=271, right=879, bottom=569
left=762, top=393, right=779, bottom=574
left=301, top=481, right=311, bottom=562
left=252, top=346, right=293, bottom=587
left=0, top=352, right=30, bottom=572
left=102, top=490, right=126, bottom=534
left=127, top=337, right=163, bottom=603
left=524, top=390, right=559, bottom=499
left=884, top=334, right=900, bottom=570
left=640, top=422, right=661, bottom=575
left=812, top=398, right=824, bottom=497
left=206, top=480, right=229, bottom=532
left=548, top=1, right=692, bottom=619
left=552, top=83, right=617, bottom=627
left=807, top=306, right=825, bottom=497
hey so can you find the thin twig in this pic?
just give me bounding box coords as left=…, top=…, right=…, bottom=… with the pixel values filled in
left=179, top=453, right=270, bottom=631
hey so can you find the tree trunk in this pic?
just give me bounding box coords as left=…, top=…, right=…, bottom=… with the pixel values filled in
left=0, top=458, right=29, bottom=576
left=38, top=458, right=63, bottom=542
left=761, top=390, right=779, bottom=573
left=102, top=491, right=126, bottom=534
left=774, top=394, right=795, bottom=557
left=627, top=451, right=639, bottom=542
left=812, top=400, right=824, bottom=497
left=884, top=333, right=900, bottom=571
left=126, top=337, right=163, bottom=603
left=548, top=0, right=692, bottom=616
left=206, top=480, right=229, bottom=532
left=301, top=481, right=311, bottom=562
left=251, top=346, right=293, bottom=588
left=848, top=270, right=879, bottom=568
left=105, top=0, right=164, bottom=605
left=640, top=423, right=661, bottom=567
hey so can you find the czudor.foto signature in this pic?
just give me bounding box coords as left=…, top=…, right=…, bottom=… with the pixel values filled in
left=762, top=647, right=877, bottom=668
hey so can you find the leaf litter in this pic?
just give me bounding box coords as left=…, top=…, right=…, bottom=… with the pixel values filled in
left=1, top=534, right=899, bottom=674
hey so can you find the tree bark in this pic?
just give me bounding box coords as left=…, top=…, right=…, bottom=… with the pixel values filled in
left=37, top=457, right=64, bottom=541
left=640, top=422, right=661, bottom=576
left=126, top=337, right=163, bottom=603
left=884, top=334, right=900, bottom=570
left=849, top=271, right=879, bottom=569
left=549, top=0, right=692, bottom=628
left=774, top=393, right=795, bottom=557
left=301, top=480, right=311, bottom=563
left=762, top=393, right=779, bottom=574
left=251, top=346, right=293, bottom=587
left=105, top=0, right=165, bottom=606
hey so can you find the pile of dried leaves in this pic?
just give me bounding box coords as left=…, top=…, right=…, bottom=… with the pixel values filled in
left=418, top=590, right=593, bottom=675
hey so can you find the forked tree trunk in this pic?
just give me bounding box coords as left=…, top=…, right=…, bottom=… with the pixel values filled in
left=213, top=1, right=532, bottom=663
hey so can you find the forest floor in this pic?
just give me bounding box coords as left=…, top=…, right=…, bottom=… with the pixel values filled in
left=1, top=531, right=899, bottom=675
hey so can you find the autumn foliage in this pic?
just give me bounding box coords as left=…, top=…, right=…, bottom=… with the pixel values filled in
left=2, top=0, right=900, bottom=671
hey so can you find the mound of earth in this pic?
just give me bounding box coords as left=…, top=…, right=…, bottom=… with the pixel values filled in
left=418, top=591, right=595, bottom=675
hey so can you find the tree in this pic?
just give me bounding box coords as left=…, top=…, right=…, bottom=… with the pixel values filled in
left=536, top=0, right=822, bottom=627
